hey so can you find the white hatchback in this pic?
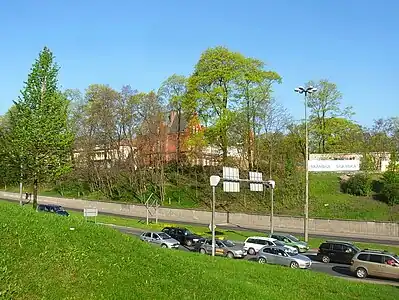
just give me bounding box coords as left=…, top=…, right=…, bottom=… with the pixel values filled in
left=244, top=236, right=298, bottom=255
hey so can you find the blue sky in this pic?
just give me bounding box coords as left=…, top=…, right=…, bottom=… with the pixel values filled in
left=0, top=0, right=398, bottom=126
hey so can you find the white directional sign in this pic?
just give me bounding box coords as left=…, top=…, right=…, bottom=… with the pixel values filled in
left=84, top=207, right=98, bottom=217
left=249, top=171, right=263, bottom=191
left=222, top=167, right=240, bottom=192
left=308, top=160, right=360, bottom=172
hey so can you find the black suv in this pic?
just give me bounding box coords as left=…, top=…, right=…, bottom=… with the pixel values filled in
left=161, top=227, right=203, bottom=246
left=317, top=240, right=360, bottom=264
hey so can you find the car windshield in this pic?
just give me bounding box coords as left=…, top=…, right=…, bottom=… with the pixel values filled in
left=222, top=240, right=235, bottom=247
left=158, top=233, right=170, bottom=239
left=353, top=245, right=361, bottom=252
left=275, top=241, right=285, bottom=247
left=288, top=251, right=298, bottom=257
left=287, top=235, right=299, bottom=242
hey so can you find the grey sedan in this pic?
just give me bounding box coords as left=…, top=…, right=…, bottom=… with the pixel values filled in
left=197, top=238, right=247, bottom=258
left=257, top=245, right=312, bottom=269
left=140, top=231, right=180, bottom=249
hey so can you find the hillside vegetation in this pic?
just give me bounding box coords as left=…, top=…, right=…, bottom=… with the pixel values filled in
left=6, top=172, right=399, bottom=222
left=0, top=201, right=398, bottom=300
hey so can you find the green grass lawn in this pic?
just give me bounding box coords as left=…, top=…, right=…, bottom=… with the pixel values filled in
left=67, top=210, right=399, bottom=255
left=0, top=201, right=398, bottom=300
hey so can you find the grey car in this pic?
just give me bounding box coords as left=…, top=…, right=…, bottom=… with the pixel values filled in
left=140, top=231, right=180, bottom=249
left=257, top=245, right=312, bottom=269
left=197, top=238, right=247, bottom=258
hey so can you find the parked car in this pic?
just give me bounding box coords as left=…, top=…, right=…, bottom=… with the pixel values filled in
left=161, top=227, right=203, bottom=246
left=140, top=231, right=180, bottom=249
left=257, top=245, right=312, bottom=269
left=270, top=233, right=309, bottom=253
left=196, top=238, right=247, bottom=258
left=244, top=236, right=298, bottom=255
left=317, top=240, right=360, bottom=264
left=37, top=204, right=69, bottom=217
left=350, top=249, right=399, bottom=279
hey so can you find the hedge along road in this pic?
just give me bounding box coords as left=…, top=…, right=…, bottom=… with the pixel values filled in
left=110, top=223, right=399, bottom=287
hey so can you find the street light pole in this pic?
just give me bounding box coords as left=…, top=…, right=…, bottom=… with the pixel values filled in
left=209, top=175, right=221, bottom=257
left=294, top=86, right=317, bottom=242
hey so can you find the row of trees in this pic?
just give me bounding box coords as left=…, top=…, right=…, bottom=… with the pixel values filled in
left=0, top=46, right=398, bottom=210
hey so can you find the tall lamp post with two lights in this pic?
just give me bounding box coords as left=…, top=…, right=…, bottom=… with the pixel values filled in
left=294, top=85, right=317, bottom=242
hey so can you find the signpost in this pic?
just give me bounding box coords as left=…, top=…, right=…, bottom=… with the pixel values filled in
left=84, top=207, right=98, bottom=223
left=209, top=167, right=275, bottom=256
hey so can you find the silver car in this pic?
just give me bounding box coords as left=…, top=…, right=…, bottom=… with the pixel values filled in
left=140, top=231, right=180, bottom=249
left=257, top=245, right=312, bottom=269
left=197, top=238, right=247, bottom=258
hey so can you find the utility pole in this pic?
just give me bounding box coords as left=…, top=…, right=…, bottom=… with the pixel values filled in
left=294, top=85, right=317, bottom=242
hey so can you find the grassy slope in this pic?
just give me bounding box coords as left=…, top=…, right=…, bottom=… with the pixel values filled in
left=1, top=201, right=398, bottom=300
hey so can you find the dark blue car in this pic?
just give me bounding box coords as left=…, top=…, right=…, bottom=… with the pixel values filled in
left=37, top=204, right=69, bottom=217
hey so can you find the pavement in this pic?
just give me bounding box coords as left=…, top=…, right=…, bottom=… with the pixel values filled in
left=109, top=223, right=399, bottom=287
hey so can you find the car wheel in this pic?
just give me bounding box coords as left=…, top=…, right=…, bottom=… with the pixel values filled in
left=186, top=240, right=193, bottom=247
left=356, top=267, right=368, bottom=279
left=161, top=244, right=168, bottom=249
left=227, top=252, right=234, bottom=259
left=199, top=248, right=206, bottom=254
left=248, top=248, right=256, bottom=255
left=290, top=261, right=299, bottom=269
left=321, top=255, right=330, bottom=263
left=258, top=257, right=267, bottom=264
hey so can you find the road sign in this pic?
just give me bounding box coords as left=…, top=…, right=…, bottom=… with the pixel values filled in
left=222, top=167, right=240, bottom=192
left=84, top=207, right=98, bottom=217
left=249, top=171, right=263, bottom=191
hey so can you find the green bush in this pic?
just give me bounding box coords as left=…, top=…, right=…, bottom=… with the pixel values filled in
left=341, top=174, right=371, bottom=196
left=381, top=171, right=399, bottom=205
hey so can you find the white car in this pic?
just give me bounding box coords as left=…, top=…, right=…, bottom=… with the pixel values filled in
left=244, top=236, right=298, bottom=255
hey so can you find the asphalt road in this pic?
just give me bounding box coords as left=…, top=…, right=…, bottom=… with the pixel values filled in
left=113, top=224, right=399, bottom=287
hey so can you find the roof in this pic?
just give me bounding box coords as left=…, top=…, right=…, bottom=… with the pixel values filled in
left=246, top=236, right=276, bottom=241
left=324, top=240, right=355, bottom=245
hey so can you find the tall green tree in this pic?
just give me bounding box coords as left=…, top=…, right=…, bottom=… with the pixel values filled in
left=10, top=47, right=73, bottom=209
left=306, top=79, right=352, bottom=153
left=237, top=58, right=281, bottom=169
left=186, top=46, right=245, bottom=162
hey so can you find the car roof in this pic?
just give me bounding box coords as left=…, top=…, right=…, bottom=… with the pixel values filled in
left=263, top=245, right=286, bottom=250
left=358, top=249, right=395, bottom=255
left=324, top=240, right=355, bottom=245
left=246, top=236, right=276, bottom=241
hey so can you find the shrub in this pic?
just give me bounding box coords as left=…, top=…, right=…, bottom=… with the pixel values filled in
left=341, top=173, right=371, bottom=196
left=380, top=171, right=399, bottom=205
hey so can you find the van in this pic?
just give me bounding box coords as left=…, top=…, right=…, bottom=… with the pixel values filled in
left=244, top=236, right=297, bottom=255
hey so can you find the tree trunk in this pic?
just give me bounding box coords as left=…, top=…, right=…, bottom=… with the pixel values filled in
left=33, top=178, right=38, bottom=210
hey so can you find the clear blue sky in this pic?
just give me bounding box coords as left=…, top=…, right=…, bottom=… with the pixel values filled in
left=1, top=0, right=398, bottom=126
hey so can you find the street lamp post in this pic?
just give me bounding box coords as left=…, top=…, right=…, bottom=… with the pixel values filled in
left=209, top=175, right=221, bottom=257
left=294, top=85, right=317, bottom=242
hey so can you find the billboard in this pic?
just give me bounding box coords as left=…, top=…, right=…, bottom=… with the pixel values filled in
left=308, top=160, right=360, bottom=172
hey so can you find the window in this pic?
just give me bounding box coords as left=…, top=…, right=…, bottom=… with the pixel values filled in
left=205, top=240, right=212, bottom=245
left=320, top=243, right=330, bottom=250
left=369, top=254, right=383, bottom=264
left=342, top=245, right=353, bottom=253
left=152, top=233, right=159, bottom=239
left=357, top=254, right=368, bottom=261
left=247, top=238, right=256, bottom=244
left=332, top=244, right=343, bottom=251
left=144, top=232, right=151, bottom=238
left=258, top=240, right=268, bottom=245
left=262, top=248, right=272, bottom=254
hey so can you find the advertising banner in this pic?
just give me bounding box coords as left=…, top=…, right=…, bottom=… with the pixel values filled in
left=308, top=160, right=360, bottom=172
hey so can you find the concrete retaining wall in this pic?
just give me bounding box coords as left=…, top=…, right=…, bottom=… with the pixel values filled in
left=1, top=191, right=398, bottom=239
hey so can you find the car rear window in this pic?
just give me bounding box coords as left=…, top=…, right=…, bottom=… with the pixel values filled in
left=320, top=243, right=330, bottom=250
